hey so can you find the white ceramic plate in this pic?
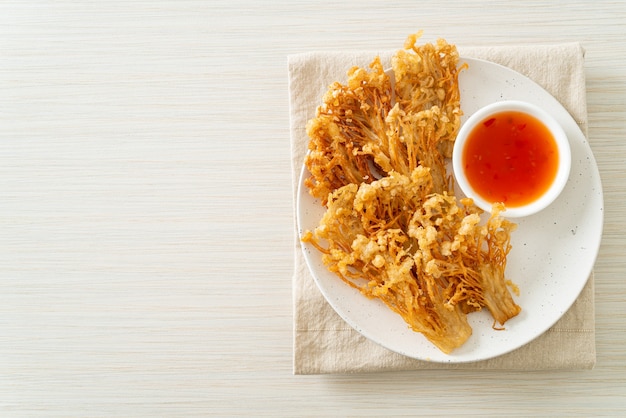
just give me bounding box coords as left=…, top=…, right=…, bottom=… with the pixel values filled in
left=296, top=57, right=604, bottom=363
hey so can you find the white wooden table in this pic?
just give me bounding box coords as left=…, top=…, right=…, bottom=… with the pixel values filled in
left=1, top=1, right=625, bottom=416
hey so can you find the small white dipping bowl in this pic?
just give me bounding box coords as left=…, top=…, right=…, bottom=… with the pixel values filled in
left=452, top=100, right=571, bottom=218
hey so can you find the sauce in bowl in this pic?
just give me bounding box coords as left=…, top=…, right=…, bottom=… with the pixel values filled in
left=452, top=100, right=571, bottom=218
left=462, top=110, right=559, bottom=207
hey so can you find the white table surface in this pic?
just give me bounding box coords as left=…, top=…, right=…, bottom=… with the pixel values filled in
left=1, top=1, right=625, bottom=416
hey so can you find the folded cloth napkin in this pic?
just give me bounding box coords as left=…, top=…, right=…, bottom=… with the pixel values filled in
left=289, top=43, right=595, bottom=374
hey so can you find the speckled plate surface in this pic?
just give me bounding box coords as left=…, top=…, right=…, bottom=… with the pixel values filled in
left=296, top=57, right=604, bottom=363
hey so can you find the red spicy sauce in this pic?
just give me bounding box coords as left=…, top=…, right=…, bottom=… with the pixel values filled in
left=462, top=110, right=559, bottom=207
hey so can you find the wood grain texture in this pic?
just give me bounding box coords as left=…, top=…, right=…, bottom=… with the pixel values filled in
left=0, top=0, right=624, bottom=416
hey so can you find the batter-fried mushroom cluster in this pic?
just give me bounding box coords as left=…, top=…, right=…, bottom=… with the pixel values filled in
left=302, top=33, right=521, bottom=354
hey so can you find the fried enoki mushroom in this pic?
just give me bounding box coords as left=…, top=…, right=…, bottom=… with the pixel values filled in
left=393, top=33, right=464, bottom=160
left=302, top=33, right=521, bottom=354
left=302, top=167, right=519, bottom=354
left=304, top=34, right=463, bottom=203
left=304, top=56, right=393, bottom=204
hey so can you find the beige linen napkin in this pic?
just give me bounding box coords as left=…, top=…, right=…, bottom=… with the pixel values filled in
left=289, top=43, right=595, bottom=374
